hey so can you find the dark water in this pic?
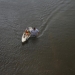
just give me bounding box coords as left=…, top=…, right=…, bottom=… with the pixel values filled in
left=0, top=0, right=75, bottom=75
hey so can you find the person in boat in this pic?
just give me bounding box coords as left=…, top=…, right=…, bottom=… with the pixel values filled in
left=31, top=27, right=39, bottom=37
left=24, top=29, right=30, bottom=37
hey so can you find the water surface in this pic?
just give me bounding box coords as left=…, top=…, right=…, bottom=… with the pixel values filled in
left=0, top=0, right=75, bottom=75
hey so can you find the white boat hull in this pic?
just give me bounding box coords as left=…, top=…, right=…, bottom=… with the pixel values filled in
left=21, top=27, right=33, bottom=43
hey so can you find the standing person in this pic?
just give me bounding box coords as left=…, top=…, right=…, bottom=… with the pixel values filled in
left=31, top=27, right=39, bottom=37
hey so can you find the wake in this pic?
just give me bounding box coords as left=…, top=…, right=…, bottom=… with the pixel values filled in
left=38, top=0, right=71, bottom=38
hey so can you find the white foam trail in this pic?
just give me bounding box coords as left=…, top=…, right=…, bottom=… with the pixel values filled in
left=38, top=0, right=71, bottom=38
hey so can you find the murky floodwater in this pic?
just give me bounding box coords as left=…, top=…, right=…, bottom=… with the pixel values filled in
left=0, top=0, right=75, bottom=75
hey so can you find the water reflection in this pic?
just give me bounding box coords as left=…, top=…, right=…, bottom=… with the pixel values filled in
left=21, top=37, right=39, bottom=45
left=30, top=37, right=39, bottom=43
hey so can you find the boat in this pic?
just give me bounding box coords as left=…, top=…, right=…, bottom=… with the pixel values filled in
left=21, top=27, right=33, bottom=43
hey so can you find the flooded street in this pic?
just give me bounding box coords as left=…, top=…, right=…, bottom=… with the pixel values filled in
left=0, top=0, right=75, bottom=75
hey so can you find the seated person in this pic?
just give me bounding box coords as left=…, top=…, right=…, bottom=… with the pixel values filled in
left=25, top=29, right=30, bottom=36
left=23, top=29, right=30, bottom=38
